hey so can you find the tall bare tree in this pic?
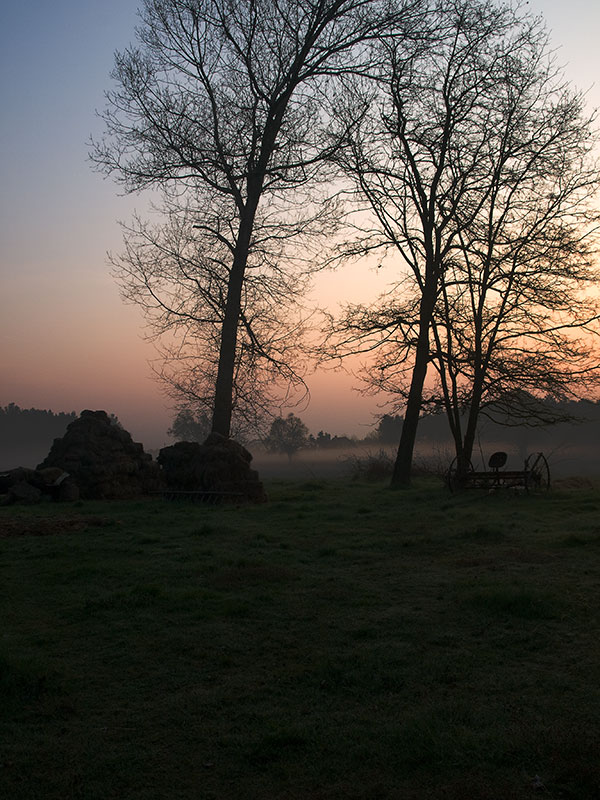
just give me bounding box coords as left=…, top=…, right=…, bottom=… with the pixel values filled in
left=111, top=199, right=316, bottom=438
left=92, top=0, right=423, bottom=438
left=429, top=74, right=600, bottom=475
left=325, top=0, right=600, bottom=485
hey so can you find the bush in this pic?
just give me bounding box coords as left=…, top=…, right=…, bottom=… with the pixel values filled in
left=344, top=449, right=394, bottom=481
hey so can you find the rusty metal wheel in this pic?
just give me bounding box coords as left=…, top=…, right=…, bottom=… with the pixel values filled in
left=524, top=452, right=550, bottom=492
left=446, top=457, right=474, bottom=492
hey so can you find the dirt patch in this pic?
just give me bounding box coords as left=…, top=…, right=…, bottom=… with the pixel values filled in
left=0, top=516, right=114, bottom=538
left=211, top=563, right=296, bottom=589
left=503, top=547, right=558, bottom=564
left=553, top=476, right=600, bottom=491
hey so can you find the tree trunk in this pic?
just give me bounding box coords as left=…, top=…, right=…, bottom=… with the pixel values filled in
left=211, top=267, right=244, bottom=437
left=391, top=286, right=436, bottom=487
left=461, top=405, right=479, bottom=470
left=211, top=208, right=257, bottom=437
left=459, top=375, right=485, bottom=472
left=390, top=352, right=428, bottom=487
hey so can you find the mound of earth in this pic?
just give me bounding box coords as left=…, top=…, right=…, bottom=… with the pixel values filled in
left=37, top=410, right=161, bottom=500
left=158, top=433, right=267, bottom=503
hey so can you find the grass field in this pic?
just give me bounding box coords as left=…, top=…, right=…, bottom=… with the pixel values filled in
left=1, top=478, right=599, bottom=799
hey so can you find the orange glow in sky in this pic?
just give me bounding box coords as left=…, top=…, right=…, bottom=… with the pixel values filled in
left=1, top=0, right=599, bottom=449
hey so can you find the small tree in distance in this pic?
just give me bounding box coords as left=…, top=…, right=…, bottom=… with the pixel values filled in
left=167, top=408, right=211, bottom=443
left=265, top=414, right=309, bottom=460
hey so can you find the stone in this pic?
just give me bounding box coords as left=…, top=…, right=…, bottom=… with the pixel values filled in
left=35, top=467, right=68, bottom=488
left=0, top=466, right=78, bottom=504
left=8, top=481, right=42, bottom=504
left=56, top=479, right=80, bottom=502
left=0, top=467, right=36, bottom=493
left=158, top=433, right=267, bottom=503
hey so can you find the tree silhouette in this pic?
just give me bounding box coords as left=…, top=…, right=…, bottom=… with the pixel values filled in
left=93, top=0, right=423, bottom=439
left=265, top=413, right=309, bottom=460
left=167, top=408, right=211, bottom=443
left=326, top=0, right=600, bottom=484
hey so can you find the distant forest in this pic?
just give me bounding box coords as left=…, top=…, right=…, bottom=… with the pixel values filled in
left=2, top=398, right=599, bottom=475
left=376, top=399, right=600, bottom=477
left=378, top=398, right=600, bottom=447
left=0, top=405, right=77, bottom=470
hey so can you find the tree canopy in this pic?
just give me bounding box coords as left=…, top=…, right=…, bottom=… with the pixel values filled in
left=93, top=0, right=600, bottom=481
left=93, top=0, right=423, bottom=438
left=265, top=412, right=309, bottom=459
left=325, top=0, right=600, bottom=484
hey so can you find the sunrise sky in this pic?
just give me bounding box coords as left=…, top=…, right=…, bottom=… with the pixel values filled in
left=1, top=0, right=599, bottom=448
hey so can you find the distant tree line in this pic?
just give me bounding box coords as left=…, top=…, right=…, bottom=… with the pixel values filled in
left=168, top=395, right=600, bottom=464
left=4, top=396, right=598, bottom=473
left=308, top=431, right=355, bottom=450
left=93, top=0, right=600, bottom=486
left=371, top=399, right=600, bottom=450
left=0, top=404, right=77, bottom=470
left=265, top=397, right=600, bottom=460
left=1, top=404, right=76, bottom=450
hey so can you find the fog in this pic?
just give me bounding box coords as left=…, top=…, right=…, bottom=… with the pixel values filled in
left=2, top=402, right=598, bottom=480
left=252, top=438, right=600, bottom=482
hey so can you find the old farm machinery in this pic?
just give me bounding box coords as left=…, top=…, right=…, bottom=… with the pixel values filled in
left=446, top=451, right=550, bottom=493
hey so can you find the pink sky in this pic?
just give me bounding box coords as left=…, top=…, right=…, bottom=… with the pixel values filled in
left=1, top=0, right=599, bottom=449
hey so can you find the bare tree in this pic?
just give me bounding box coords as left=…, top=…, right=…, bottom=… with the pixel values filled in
left=111, top=200, right=315, bottom=439
left=92, top=0, right=423, bottom=439
left=325, top=0, right=600, bottom=485
left=429, top=72, right=600, bottom=476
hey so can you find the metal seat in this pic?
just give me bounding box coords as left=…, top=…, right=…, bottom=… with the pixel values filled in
left=488, top=451, right=507, bottom=470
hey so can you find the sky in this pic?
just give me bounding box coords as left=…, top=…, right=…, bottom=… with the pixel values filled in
left=1, top=0, right=599, bottom=450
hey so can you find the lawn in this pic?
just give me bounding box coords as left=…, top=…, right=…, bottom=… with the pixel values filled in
left=1, top=478, right=599, bottom=799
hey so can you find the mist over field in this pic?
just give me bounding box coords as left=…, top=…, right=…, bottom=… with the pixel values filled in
left=252, top=440, right=600, bottom=482
left=2, top=402, right=598, bottom=480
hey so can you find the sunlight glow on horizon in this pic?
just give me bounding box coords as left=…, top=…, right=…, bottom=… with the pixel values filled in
left=1, top=0, right=599, bottom=448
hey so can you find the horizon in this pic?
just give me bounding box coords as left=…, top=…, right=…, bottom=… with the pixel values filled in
left=1, top=0, right=599, bottom=451
left=2, top=398, right=599, bottom=482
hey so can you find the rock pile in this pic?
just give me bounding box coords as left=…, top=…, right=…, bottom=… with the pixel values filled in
left=158, top=433, right=267, bottom=503
left=2, top=412, right=265, bottom=505
left=37, top=410, right=161, bottom=500
left=0, top=467, right=79, bottom=505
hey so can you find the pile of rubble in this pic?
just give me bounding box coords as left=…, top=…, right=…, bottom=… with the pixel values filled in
left=1, top=410, right=160, bottom=504
left=2, top=410, right=266, bottom=505
left=37, top=410, right=162, bottom=499
left=0, top=466, right=79, bottom=505
left=158, top=433, right=267, bottom=503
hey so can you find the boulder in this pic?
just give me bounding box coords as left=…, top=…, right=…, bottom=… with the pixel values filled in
left=8, top=481, right=42, bottom=505
left=158, top=432, right=267, bottom=503
left=0, top=466, right=78, bottom=505
left=55, top=478, right=80, bottom=502
left=37, top=410, right=161, bottom=499
left=1, top=468, right=45, bottom=505
left=32, top=468, right=80, bottom=502
left=0, top=467, right=36, bottom=494
left=35, top=467, right=67, bottom=488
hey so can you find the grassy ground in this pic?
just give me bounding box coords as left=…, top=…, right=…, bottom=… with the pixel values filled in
left=1, top=478, right=599, bottom=799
